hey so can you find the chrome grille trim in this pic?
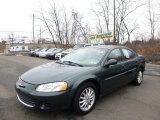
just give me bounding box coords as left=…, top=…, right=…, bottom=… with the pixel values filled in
left=17, top=95, right=35, bottom=108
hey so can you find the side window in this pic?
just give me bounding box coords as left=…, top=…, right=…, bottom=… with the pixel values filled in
left=122, top=49, right=135, bottom=60
left=108, top=49, right=122, bottom=62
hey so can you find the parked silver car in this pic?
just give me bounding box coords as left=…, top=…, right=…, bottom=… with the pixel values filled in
left=39, top=48, right=56, bottom=58
left=55, top=48, right=74, bottom=60
left=34, top=48, right=48, bottom=57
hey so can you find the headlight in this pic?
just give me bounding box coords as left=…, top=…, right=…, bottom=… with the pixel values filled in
left=36, top=82, right=68, bottom=92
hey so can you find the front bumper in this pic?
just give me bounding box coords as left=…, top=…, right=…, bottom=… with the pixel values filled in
left=15, top=79, right=71, bottom=110
left=17, top=94, right=35, bottom=108
left=55, top=55, right=61, bottom=59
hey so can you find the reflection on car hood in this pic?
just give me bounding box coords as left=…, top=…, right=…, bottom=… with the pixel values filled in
left=39, top=51, right=52, bottom=54
left=20, top=62, right=95, bottom=85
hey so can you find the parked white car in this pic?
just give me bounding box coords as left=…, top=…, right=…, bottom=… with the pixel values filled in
left=55, top=48, right=73, bottom=60
left=34, top=48, right=48, bottom=57
left=39, top=48, right=56, bottom=58
left=55, top=52, right=62, bottom=60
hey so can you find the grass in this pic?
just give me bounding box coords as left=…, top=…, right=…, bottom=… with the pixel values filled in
left=124, top=40, right=160, bottom=65
left=0, top=43, right=6, bottom=53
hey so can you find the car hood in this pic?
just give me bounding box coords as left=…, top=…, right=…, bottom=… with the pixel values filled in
left=49, top=52, right=59, bottom=55
left=39, top=51, right=51, bottom=54
left=62, top=49, right=74, bottom=54
left=20, top=62, right=95, bottom=85
left=56, top=53, right=61, bottom=55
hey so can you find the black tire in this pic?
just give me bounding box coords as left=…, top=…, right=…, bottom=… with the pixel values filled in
left=133, top=68, right=143, bottom=86
left=73, top=82, right=97, bottom=115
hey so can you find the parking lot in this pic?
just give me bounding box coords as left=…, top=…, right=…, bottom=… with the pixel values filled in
left=0, top=55, right=160, bottom=120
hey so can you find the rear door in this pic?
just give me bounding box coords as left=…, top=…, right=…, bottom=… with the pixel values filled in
left=120, top=48, right=138, bottom=83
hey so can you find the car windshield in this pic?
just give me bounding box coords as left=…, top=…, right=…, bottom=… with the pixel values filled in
left=41, top=48, right=48, bottom=52
left=54, top=49, right=62, bottom=52
left=61, top=47, right=107, bottom=66
left=73, top=44, right=84, bottom=49
left=34, top=48, right=41, bottom=52
left=47, top=48, right=55, bottom=52
left=85, top=44, right=91, bottom=47
left=64, top=49, right=72, bottom=52
left=92, top=44, right=98, bottom=46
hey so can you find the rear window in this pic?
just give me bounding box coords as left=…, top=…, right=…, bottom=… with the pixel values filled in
left=122, top=49, right=135, bottom=60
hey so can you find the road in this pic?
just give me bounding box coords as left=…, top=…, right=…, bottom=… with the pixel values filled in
left=0, top=55, right=160, bottom=120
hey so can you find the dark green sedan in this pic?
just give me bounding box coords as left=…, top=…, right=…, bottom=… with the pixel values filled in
left=15, top=45, right=145, bottom=115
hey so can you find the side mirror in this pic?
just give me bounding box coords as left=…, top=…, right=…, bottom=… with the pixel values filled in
left=104, top=59, right=118, bottom=67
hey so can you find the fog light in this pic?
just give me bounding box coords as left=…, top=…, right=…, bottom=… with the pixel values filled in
left=40, top=103, right=51, bottom=110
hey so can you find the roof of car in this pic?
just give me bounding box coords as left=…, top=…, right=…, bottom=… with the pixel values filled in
left=89, top=45, right=126, bottom=49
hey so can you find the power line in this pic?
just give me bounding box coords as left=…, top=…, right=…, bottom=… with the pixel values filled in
left=0, top=31, right=32, bottom=33
left=33, top=14, right=35, bottom=49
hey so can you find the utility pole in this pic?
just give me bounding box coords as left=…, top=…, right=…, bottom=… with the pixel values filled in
left=40, top=26, right=42, bottom=40
left=8, top=32, right=14, bottom=46
left=33, top=14, right=35, bottom=49
left=11, top=33, right=14, bottom=46
left=113, top=0, right=116, bottom=44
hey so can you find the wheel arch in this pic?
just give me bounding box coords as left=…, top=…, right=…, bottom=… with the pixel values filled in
left=78, top=79, right=101, bottom=96
left=139, top=64, right=145, bottom=72
left=69, top=78, right=101, bottom=108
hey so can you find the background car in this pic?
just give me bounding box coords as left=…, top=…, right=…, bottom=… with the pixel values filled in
left=34, top=48, right=48, bottom=57
left=15, top=46, right=145, bottom=115
left=39, top=48, right=56, bottom=58
left=54, top=52, right=62, bottom=60
left=47, top=49, right=64, bottom=60
left=29, top=48, right=42, bottom=57
left=55, top=48, right=74, bottom=60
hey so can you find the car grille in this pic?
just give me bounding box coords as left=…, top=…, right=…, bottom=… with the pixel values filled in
left=17, top=94, right=35, bottom=108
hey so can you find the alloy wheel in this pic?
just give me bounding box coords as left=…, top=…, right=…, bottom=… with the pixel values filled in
left=79, top=87, right=95, bottom=112
left=137, top=71, right=143, bottom=83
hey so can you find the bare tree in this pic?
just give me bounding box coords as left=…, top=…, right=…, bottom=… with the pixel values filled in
left=115, top=0, right=143, bottom=43
left=93, top=0, right=110, bottom=33
left=147, top=0, right=158, bottom=40
left=37, top=2, right=90, bottom=48
left=92, top=10, right=103, bottom=33
left=93, top=0, right=143, bottom=43
left=37, top=9, right=57, bottom=47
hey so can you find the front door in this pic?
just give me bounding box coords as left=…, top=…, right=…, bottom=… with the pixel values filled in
left=100, top=48, right=125, bottom=94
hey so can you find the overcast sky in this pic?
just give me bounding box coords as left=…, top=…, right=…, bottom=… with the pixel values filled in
left=0, top=0, right=159, bottom=41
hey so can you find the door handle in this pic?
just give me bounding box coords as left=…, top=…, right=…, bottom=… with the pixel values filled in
left=122, top=64, right=125, bottom=68
left=121, top=64, right=126, bottom=70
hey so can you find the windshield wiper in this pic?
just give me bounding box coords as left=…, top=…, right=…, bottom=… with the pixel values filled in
left=62, top=61, right=83, bottom=67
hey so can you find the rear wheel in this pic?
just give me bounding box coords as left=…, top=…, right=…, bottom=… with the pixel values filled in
left=73, top=82, right=97, bottom=115
left=133, top=68, right=143, bottom=86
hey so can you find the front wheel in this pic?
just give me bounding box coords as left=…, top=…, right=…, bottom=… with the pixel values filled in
left=133, top=68, right=143, bottom=86
left=73, top=82, right=97, bottom=115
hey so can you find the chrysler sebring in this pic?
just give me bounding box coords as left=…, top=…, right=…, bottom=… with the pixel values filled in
left=15, top=45, right=145, bottom=115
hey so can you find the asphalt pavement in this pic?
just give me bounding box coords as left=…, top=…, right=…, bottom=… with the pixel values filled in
left=0, top=55, right=160, bottom=120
